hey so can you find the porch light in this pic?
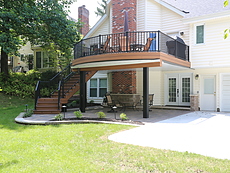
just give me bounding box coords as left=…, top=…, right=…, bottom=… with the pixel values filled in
left=62, top=105, right=67, bottom=119
left=195, top=74, right=199, bottom=80
left=25, top=104, right=28, bottom=113
left=112, top=106, right=117, bottom=119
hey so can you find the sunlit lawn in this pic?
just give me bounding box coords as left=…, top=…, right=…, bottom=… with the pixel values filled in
left=1, top=93, right=230, bottom=172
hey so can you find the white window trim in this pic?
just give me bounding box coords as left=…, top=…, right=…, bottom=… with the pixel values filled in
left=35, top=51, right=50, bottom=69
left=88, top=78, right=108, bottom=99
left=194, top=23, right=205, bottom=45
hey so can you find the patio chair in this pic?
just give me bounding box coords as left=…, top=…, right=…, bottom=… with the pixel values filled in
left=135, top=94, right=154, bottom=111
left=105, top=94, right=118, bottom=113
left=143, top=38, right=154, bottom=51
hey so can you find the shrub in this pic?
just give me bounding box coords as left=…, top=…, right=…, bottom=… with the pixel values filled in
left=120, top=113, right=128, bottom=120
left=23, top=109, right=34, bottom=118
left=74, top=111, right=83, bottom=118
left=54, top=113, right=64, bottom=121
left=0, top=70, right=41, bottom=98
left=96, top=111, right=106, bottom=118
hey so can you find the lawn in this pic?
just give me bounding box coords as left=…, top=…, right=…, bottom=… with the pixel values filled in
left=0, top=93, right=230, bottom=172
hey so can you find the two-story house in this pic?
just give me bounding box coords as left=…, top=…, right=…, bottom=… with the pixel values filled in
left=34, top=0, right=230, bottom=117
left=76, top=0, right=230, bottom=112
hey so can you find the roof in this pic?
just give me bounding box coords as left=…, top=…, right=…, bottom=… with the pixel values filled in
left=163, top=0, right=230, bottom=18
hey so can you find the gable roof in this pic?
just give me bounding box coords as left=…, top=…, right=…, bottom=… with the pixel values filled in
left=163, top=0, right=230, bottom=19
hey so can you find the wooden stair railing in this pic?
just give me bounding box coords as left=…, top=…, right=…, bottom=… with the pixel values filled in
left=34, top=66, right=97, bottom=114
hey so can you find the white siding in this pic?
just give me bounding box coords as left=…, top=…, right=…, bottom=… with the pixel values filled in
left=145, top=0, right=161, bottom=31
left=190, top=17, right=230, bottom=68
left=161, top=6, right=189, bottom=44
left=137, top=0, right=146, bottom=31
left=87, top=19, right=110, bottom=37
left=136, top=70, right=164, bottom=105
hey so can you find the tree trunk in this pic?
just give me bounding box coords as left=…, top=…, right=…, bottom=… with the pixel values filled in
left=1, top=49, right=9, bottom=75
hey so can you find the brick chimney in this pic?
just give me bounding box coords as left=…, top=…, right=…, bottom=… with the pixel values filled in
left=111, top=0, right=137, bottom=94
left=78, top=5, right=89, bottom=36
left=112, top=0, right=137, bottom=33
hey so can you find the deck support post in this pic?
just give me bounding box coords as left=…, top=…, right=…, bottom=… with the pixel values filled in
left=143, top=67, right=149, bottom=118
left=80, top=71, right=86, bottom=113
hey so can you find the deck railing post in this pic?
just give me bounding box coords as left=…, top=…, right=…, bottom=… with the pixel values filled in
left=80, top=71, right=86, bottom=113
left=99, top=35, right=101, bottom=54
left=143, top=67, right=149, bottom=118
left=158, top=31, right=160, bottom=52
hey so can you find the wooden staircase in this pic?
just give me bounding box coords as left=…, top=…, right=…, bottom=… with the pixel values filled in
left=34, top=71, right=97, bottom=114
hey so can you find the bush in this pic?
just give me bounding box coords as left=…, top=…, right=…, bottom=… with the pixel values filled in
left=23, top=109, right=34, bottom=118
left=96, top=111, right=106, bottom=118
left=0, top=69, right=59, bottom=99
left=120, top=113, right=128, bottom=120
left=74, top=111, right=83, bottom=118
left=54, top=113, right=64, bottom=121
left=0, top=71, right=41, bottom=98
left=40, top=69, right=57, bottom=81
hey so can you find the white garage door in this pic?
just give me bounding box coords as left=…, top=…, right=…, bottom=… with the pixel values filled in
left=221, top=74, right=230, bottom=112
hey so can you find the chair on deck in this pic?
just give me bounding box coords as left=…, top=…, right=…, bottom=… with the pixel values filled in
left=143, top=38, right=154, bottom=51
left=118, top=36, right=130, bottom=51
left=101, top=36, right=111, bottom=53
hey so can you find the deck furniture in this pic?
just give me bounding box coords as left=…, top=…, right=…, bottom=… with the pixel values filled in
left=143, top=38, right=154, bottom=51
left=118, top=36, right=130, bottom=51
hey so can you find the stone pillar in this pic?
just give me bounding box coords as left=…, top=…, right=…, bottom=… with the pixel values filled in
left=190, top=94, right=199, bottom=111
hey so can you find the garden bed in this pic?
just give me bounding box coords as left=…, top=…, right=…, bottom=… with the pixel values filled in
left=50, top=117, right=144, bottom=125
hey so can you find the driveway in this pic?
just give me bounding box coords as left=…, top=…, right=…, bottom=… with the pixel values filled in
left=109, top=111, right=230, bottom=160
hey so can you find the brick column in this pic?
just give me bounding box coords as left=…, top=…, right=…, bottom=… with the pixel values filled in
left=112, top=71, right=136, bottom=94
left=78, top=5, right=89, bottom=36
left=111, top=0, right=137, bottom=94
left=112, top=0, right=137, bottom=33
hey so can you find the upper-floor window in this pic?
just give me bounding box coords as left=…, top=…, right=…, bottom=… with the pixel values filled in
left=196, top=25, right=204, bottom=44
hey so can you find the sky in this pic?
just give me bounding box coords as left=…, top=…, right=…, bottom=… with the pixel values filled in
left=69, top=0, right=102, bottom=27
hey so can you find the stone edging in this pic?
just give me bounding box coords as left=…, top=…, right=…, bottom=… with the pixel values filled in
left=15, top=112, right=142, bottom=126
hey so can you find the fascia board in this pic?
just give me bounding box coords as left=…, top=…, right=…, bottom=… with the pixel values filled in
left=154, top=0, right=186, bottom=16
left=183, top=10, right=230, bottom=24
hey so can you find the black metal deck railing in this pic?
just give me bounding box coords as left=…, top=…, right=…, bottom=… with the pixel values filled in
left=74, top=31, right=189, bottom=61
left=34, top=64, right=77, bottom=110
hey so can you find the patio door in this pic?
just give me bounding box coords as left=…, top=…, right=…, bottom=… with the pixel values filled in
left=165, top=73, right=192, bottom=106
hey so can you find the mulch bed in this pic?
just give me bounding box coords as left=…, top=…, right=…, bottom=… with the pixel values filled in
left=51, top=117, right=144, bottom=125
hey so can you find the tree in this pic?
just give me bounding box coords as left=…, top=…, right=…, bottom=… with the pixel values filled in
left=224, top=0, right=229, bottom=38
left=95, top=0, right=107, bottom=17
left=0, top=0, right=82, bottom=75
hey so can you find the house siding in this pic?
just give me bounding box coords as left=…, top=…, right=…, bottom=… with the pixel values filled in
left=161, top=6, right=189, bottom=44
left=137, top=0, right=146, bottom=31
left=190, top=17, right=230, bottom=68
left=136, top=70, right=164, bottom=105
left=88, top=19, right=110, bottom=37
left=145, top=0, right=161, bottom=31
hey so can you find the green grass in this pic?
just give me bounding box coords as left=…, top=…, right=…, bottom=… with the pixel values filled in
left=1, top=93, right=230, bottom=172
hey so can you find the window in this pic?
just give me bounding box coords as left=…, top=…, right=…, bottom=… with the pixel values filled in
left=89, top=78, right=107, bottom=98
left=36, top=51, right=53, bottom=68
left=196, top=25, right=204, bottom=44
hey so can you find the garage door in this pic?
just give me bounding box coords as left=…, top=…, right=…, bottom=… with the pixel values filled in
left=221, top=74, right=230, bottom=112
